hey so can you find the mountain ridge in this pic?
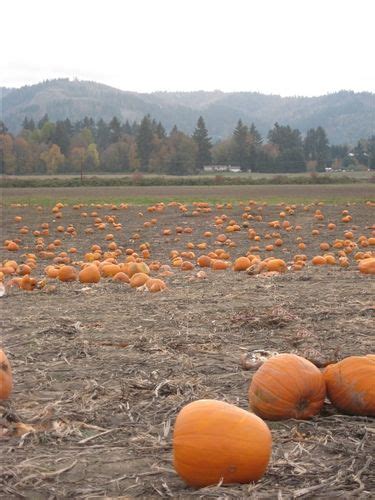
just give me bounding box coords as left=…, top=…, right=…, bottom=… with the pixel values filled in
left=1, top=79, right=374, bottom=144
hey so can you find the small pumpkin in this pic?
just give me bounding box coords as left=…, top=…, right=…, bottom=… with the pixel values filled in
left=20, top=275, right=37, bottom=291
left=0, top=349, right=13, bottom=400
left=248, top=353, right=326, bottom=420
left=358, top=257, right=375, bottom=275
left=173, top=399, right=272, bottom=487
left=323, top=356, right=375, bottom=416
left=145, top=278, right=166, bottom=293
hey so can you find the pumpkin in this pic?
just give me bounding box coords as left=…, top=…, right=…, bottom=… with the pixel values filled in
left=263, top=258, right=286, bottom=273
left=173, top=399, right=272, bottom=487
left=312, top=255, right=326, bottom=265
left=233, top=256, right=251, bottom=271
left=145, top=278, right=166, bottom=293
left=113, top=271, right=130, bottom=283
left=211, top=259, right=229, bottom=270
left=6, top=241, right=19, bottom=251
left=130, top=272, right=150, bottom=288
left=101, top=263, right=121, bottom=277
left=248, top=353, right=326, bottom=420
left=79, top=265, right=101, bottom=283
left=0, top=349, right=13, bottom=400
left=58, top=265, right=77, bottom=282
left=181, top=261, right=195, bottom=271
left=358, top=257, right=375, bottom=275
left=20, top=275, right=37, bottom=291
left=323, top=356, right=375, bottom=416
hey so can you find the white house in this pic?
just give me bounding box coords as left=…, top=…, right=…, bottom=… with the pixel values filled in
left=203, top=165, right=243, bottom=173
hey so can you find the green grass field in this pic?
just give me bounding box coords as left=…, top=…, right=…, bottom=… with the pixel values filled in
left=2, top=183, right=374, bottom=207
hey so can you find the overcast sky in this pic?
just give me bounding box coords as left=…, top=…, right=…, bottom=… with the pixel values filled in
left=2, top=0, right=374, bottom=96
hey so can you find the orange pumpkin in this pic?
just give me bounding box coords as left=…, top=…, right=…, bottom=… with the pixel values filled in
left=129, top=272, right=150, bottom=288
left=323, top=356, right=375, bottom=416
left=248, top=353, right=326, bottom=420
left=79, top=265, right=101, bottom=283
left=358, top=257, right=375, bottom=275
left=0, top=349, right=13, bottom=400
left=101, top=263, right=121, bottom=277
left=20, top=275, right=37, bottom=291
left=312, top=255, right=326, bottom=265
left=173, top=399, right=272, bottom=487
left=181, top=261, right=195, bottom=271
left=264, top=258, right=287, bottom=273
left=145, top=278, right=166, bottom=292
left=211, top=259, right=229, bottom=270
left=58, top=265, right=77, bottom=282
left=233, top=256, right=251, bottom=271
left=113, top=272, right=130, bottom=283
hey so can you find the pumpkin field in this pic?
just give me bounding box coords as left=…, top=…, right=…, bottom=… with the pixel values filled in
left=0, top=186, right=374, bottom=498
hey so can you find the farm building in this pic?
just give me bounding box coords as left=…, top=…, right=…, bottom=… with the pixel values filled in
left=203, top=165, right=243, bottom=173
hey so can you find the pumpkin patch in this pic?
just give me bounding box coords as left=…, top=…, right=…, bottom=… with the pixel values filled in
left=1, top=196, right=374, bottom=495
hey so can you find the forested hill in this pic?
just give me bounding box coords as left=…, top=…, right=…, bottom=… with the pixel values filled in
left=2, top=79, right=374, bottom=144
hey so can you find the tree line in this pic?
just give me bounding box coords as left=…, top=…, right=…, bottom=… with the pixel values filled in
left=1, top=114, right=374, bottom=175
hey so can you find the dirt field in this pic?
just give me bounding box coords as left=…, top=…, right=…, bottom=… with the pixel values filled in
left=0, top=197, right=374, bottom=498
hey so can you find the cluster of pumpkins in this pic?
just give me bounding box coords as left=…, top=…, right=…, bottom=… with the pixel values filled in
left=1, top=201, right=375, bottom=293
left=173, top=353, right=375, bottom=487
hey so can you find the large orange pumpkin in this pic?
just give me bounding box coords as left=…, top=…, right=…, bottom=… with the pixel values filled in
left=173, top=399, right=272, bottom=487
left=0, top=349, right=13, bottom=400
left=248, top=353, right=326, bottom=420
left=323, top=356, right=375, bottom=416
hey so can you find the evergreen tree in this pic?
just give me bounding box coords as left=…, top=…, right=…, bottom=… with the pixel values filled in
left=52, top=120, right=71, bottom=155
left=156, top=121, right=166, bottom=139
left=268, top=122, right=305, bottom=172
left=22, top=117, right=36, bottom=131
left=38, top=114, right=49, bottom=129
left=367, top=135, right=375, bottom=169
left=268, top=123, right=303, bottom=152
left=0, top=121, right=8, bottom=134
left=122, top=120, right=132, bottom=135
left=109, top=116, right=122, bottom=143
left=131, top=121, right=140, bottom=135
left=304, top=127, right=329, bottom=167
left=96, top=119, right=111, bottom=149
left=232, top=119, right=249, bottom=170
left=248, top=123, right=262, bottom=170
left=192, top=116, right=212, bottom=169
left=136, top=115, right=154, bottom=170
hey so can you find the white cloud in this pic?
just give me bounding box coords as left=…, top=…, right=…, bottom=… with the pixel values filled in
left=2, top=0, right=374, bottom=95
